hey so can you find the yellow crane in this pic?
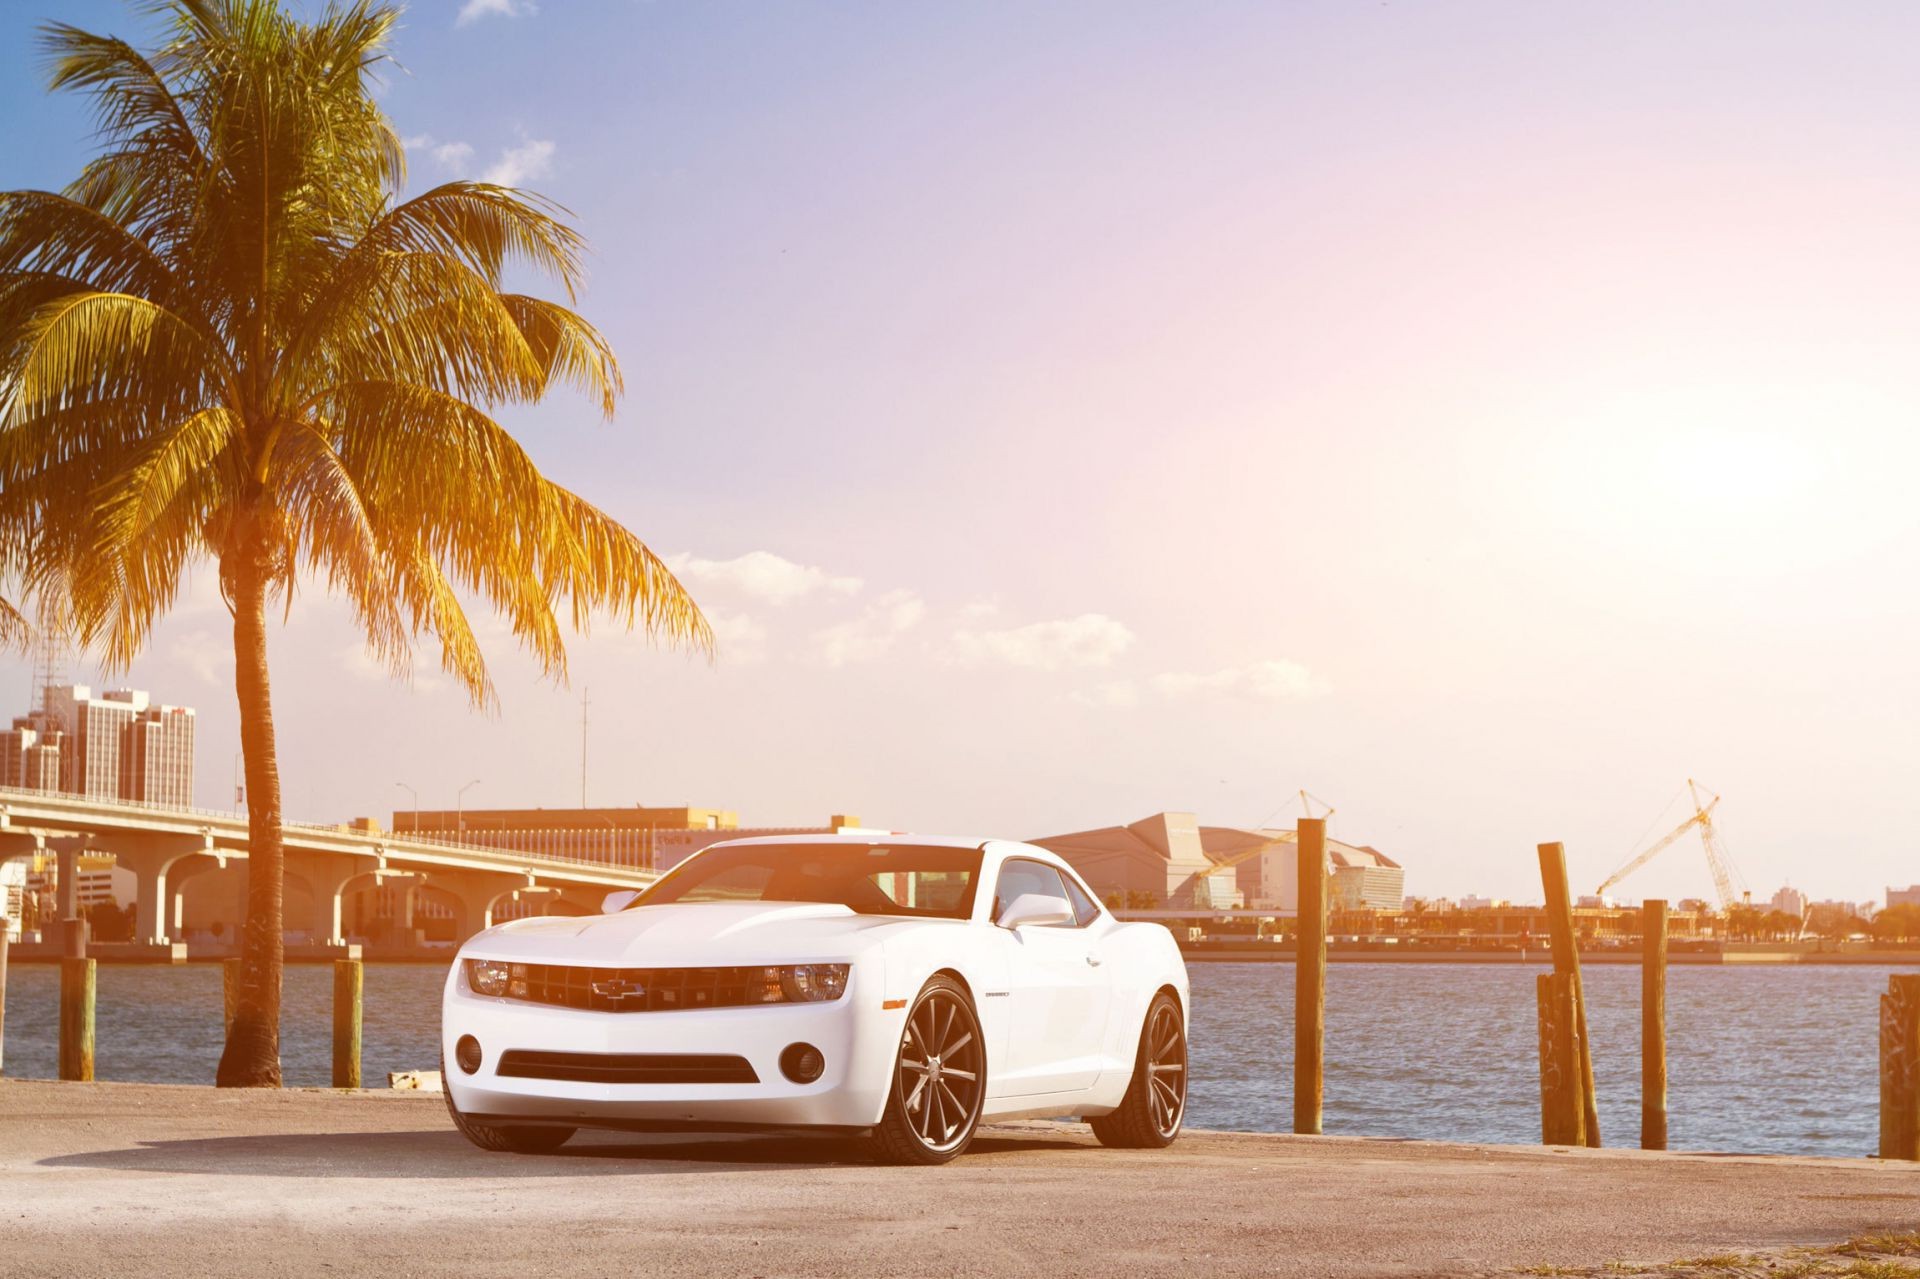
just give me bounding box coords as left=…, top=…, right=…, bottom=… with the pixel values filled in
left=1192, top=791, right=1339, bottom=888
left=1596, top=779, right=1748, bottom=910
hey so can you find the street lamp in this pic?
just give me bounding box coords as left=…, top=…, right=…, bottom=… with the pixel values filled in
left=394, top=782, right=418, bottom=836
left=457, top=778, right=482, bottom=842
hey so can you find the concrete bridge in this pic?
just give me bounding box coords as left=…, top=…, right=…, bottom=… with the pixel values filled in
left=0, top=786, right=657, bottom=958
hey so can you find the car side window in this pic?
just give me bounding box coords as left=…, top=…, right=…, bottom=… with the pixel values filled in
left=994, top=859, right=1082, bottom=928
left=1062, top=874, right=1102, bottom=927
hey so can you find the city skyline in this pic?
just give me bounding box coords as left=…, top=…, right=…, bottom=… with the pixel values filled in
left=3, top=1, right=1918, bottom=907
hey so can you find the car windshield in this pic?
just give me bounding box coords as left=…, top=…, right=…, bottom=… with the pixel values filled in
left=633, top=843, right=984, bottom=920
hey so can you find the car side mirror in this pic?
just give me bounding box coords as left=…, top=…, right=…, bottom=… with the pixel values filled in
left=601, top=889, right=640, bottom=915
left=997, top=893, right=1074, bottom=930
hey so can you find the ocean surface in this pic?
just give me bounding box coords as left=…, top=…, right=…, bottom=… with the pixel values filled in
left=0, top=960, right=1886, bottom=1157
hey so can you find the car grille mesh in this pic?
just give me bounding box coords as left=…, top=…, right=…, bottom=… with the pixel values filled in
left=496, top=1050, right=759, bottom=1084
left=507, top=964, right=780, bottom=1013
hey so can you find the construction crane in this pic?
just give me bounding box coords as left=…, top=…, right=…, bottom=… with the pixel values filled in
left=1183, top=791, right=1340, bottom=902
left=1297, top=790, right=1336, bottom=822
left=1596, top=779, right=1748, bottom=910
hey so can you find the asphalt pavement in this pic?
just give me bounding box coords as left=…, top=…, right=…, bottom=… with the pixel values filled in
left=1, top=1079, right=1915, bottom=1277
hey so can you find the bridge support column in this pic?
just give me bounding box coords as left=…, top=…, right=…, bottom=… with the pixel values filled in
left=286, top=851, right=373, bottom=948
left=113, top=834, right=218, bottom=946
left=164, top=853, right=236, bottom=944
left=419, top=869, right=535, bottom=946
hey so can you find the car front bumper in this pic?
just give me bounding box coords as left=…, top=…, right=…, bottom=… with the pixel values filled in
left=441, top=970, right=898, bottom=1132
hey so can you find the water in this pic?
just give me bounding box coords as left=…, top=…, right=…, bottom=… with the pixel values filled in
left=0, top=961, right=1889, bottom=1157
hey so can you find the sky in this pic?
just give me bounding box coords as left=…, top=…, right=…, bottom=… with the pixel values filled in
left=1, top=1, right=1917, bottom=906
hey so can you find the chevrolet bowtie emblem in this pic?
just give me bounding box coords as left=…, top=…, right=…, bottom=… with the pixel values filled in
left=591, top=978, right=646, bottom=1000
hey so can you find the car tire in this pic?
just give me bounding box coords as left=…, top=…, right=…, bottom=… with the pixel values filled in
left=441, top=1056, right=577, bottom=1154
left=870, top=975, right=986, bottom=1165
left=1090, top=990, right=1186, bottom=1149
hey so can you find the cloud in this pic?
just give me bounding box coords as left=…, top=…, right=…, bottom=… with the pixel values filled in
left=815, top=591, right=925, bottom=667
left=1070, top=680, right=1139, bottom=709
left=1151, top=659, right=1331, bottom=702
left=403, top=132, right=554, bottom=187
left=457, top=0, right=535, bottom=26
left=164, top=630, right=229, bottom=686
left=706, top=610, right=768, bottom=666
left=666, top=551, right=863, bottom=607
left=484, top=138, right=556, bottom=186
left=953, top=613, right=1134, bottom=671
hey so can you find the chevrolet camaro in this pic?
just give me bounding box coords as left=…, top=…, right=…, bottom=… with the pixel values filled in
left=440, top=834, right=1191, bottom=1163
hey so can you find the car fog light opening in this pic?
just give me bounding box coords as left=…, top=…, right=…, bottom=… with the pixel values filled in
left=455, top=1035, right=483, bottom=1075
left=780, top=1042, right=825, bottom=1084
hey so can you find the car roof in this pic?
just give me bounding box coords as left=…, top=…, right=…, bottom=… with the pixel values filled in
left=702, top=832, right=994, bottom=852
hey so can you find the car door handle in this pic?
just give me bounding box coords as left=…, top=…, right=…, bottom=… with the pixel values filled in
left=1085, top=955, right=1102, bottom=967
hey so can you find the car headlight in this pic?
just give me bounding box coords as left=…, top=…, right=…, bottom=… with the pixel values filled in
left=467, top=959, right=511, bottom=997
left=778, top=964, right=850, bottom=1003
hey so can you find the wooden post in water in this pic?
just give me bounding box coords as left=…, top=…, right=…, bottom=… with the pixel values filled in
left=1641, top=899, right=1668, bottom=1151
left=1879, top=973, right=1920, bottom=1160
left=58, top=956, right=95, bottom=1082
left=332, top=959, right=363, bottom=1089
left=1537, top=841, right=1601, bottom=1147
left=222, top=957, right=242, bottom=1034
left=1293, top=816, right=1327, bottom=1135
left=0, top=918, right=10, bottom=1077
left=1536, top=972, right=1585, bottom=1146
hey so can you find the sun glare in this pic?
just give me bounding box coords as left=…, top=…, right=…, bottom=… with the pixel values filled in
left=1520, top=382, right=1914, bottom=568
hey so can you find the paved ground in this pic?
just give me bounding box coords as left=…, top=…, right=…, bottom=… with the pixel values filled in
left=0, top=1080, right=1915, bottom=1278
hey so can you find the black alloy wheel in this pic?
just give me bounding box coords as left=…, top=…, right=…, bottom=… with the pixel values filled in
left=871, top=975, right=985, bottom=1165
left=1090, top=990, right=1187, bottom=1148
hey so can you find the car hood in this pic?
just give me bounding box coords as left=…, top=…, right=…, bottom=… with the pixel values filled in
left=466, top=901, right=927, bottom=966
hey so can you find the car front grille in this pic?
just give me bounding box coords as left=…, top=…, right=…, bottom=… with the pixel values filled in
left=506, top=964, right=781, bottom=1013
left=496, top=1050, right=759, bottom=1085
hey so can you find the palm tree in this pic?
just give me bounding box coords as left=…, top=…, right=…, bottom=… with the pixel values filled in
left=0, top=0, right=709, bottom=1086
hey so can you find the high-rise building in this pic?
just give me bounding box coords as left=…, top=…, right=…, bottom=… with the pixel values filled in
left=124, top=702, right=195, bottom=806
left=3, top=685, right=196, bottom=807
left=0, top=716, right=63, bottom=791
left=1770, top=886, right=1808, bottom=918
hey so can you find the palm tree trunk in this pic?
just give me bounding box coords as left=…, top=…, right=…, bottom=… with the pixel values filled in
left=215, top=542, right=285, bottom=1088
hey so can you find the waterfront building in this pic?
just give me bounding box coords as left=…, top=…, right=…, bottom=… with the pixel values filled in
left=397, top=804, right=741, bottom=868
left=1029, top=812, right=1245, bottom=909
left=1770, top=886, right=1808, bottom=918
left=1, top=858, right=23, bottom=939
left=1888, top=886, right=1920, bottom=910
left=1226, top=828, right=1405, bottom=913
left=1458, top=895, right=1508, bottom=911
left=651, top=816, right=870, bottom=873
left=394, top=804, right=868, bottom=872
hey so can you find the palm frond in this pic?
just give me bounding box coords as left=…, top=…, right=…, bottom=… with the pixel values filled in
left=2, top=0, right=706, bottom=706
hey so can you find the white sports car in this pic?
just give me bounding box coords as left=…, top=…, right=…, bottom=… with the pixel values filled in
left=441, top=834, right=1191, bottom=1163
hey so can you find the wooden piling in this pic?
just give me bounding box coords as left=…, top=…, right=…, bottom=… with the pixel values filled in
left=1879, top=974, right=1920, bottom=1160
left=332, top=959, right=363, bottom=1090
left=222, top=957, right=242, bottom=1034
left=0, top=918, right=10, bottom=1077
left=1293, top=817, right=1327, bottom=1135
left=1536, top=972, right=1585, bottom=1146
left=1536, top=842, right=1600, bottom=1147
left=1641, top=899, right=1668, bottom=1151
left=58, top=957, right=95, bottom=1082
